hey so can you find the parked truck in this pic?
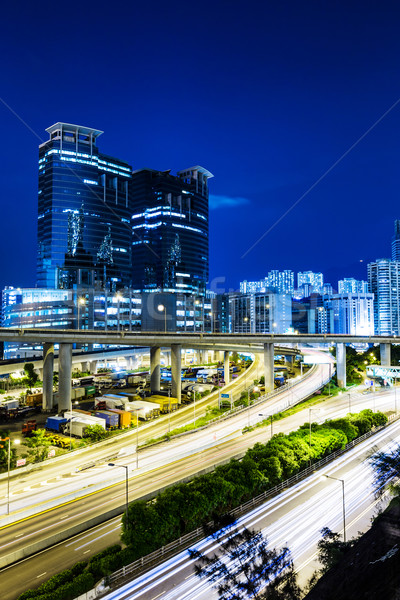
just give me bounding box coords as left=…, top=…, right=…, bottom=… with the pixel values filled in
left=127, top=375, right=146, bottom=386
left=45, top=416, right=68, bottom=432
left=22, top=420, right=37, bottom=436
left=126, top=399, right=160, bottom=419
left=148, top=395, right=179, bottom=413
left=94, top=410, right=119, bottom=428
left=1, top=399, right=19, bottom=411
left=83, top=385, right=96, bottom=398
left=26, top=392, right=43, bottom=407
left=63, top=415, right=106, bottom=438
left=107, top=408, right=132, bottom=428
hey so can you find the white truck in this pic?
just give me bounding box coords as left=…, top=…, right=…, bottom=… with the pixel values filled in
left=63, top=414, right=106, bottom=438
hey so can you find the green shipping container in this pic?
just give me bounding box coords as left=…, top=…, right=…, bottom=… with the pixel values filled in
left=84, top=385, right=96, bottom=397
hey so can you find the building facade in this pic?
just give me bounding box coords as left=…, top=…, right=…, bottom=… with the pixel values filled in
left=368, top=259, right=400, bottom=335
left=297, top=271, right=324, bottom=295
left=392, top=220, right=400, bottom=261
left=37, top=123, right=133, bottom=290
left=338, top=278, right=369, bottom=294
left=229, top=292, right=292, bottom=334
left=332, top=293, right=374, bottom=335
left=131, top=166, right=212, bottom=296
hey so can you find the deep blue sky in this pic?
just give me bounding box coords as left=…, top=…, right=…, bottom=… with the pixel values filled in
left=1, top=0, right=400, bottom=294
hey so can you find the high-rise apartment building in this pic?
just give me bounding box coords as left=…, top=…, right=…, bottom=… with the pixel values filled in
left=37, top=123, right=133, bottom=290
left=131, top=167, right=212, bottom=296
left=240, top=270, right=294, bottom=295
left=338, top=278, right=369, bottom=294
left=266, top=270, right=294, bottom=294
left=332, top=293, right=374, bottom=335
left=392, top=220, right=400, bottom=261
left=368, top=258, right=400, bottom=335
left=297, top=271, right=324, bottom=294
left=229, top=292, right=292, bottom=334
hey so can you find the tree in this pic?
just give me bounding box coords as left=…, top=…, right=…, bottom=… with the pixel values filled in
left=316, top=527, right=357, bottom=573
left=369, top=443, right=400, bottom=495
left=24, top=428, right=52, bottom=462
left=24, top=363, right=39, bottom=387
left=188, top=518, right=301, bottom=600
left=83, top=424, right=108, bottom=442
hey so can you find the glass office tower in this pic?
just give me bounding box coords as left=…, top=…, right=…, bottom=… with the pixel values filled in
left=131, top=166, right=212, bottom=296
left=37, top=123, right=132, bottom=290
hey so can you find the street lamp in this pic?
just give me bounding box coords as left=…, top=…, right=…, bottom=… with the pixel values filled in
left=243, top=316, right=249, bottom=333
left=259, top=413, right=273, bottom=438
left=1, top=437, right=20, bottom=515
left=195, top=299, right=204, bottom=332
left=77, top=297, right=86, bottom=330
left=193, top=390, right=196, bottom=427
left=157, top=304, right=167, bottom=333
left=323, top=474, right=346, bottom=542
left=108, top=463, right=129, bottom=525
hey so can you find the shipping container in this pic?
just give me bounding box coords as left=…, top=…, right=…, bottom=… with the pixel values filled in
left=108, top=408, right=132, bottom=428
left=45, top=416, right=67, bottom=432
left=95, top=410, right=119, bottom=428
left=26, top=393, right=43, bottom=407
left=148, top=395, right=179, bottom=413
left=83, top=385, right=96, bottom=398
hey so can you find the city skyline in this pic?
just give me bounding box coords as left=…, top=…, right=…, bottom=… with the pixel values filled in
left=1, top=1, right=400, bottom=294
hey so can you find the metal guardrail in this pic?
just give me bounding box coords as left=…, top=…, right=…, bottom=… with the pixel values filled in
left=106, top=410, right=392, bottom=589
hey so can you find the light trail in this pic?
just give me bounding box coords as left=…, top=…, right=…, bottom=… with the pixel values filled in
left=100, top=419, right=400, bottom=600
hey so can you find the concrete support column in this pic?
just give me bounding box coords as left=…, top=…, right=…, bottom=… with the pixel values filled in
left=171, top=344, right=182, bottom=404
left=380, top=343, right=391, bottom=366
left=81, top=361, right=88, bottom=373
left=164, top=351, right=171, bottom=366
left=38, top=368, right=43, bottom=380
left=89, top=361, right=97, bottom=374
left=224, top=351, right=230, bottom=385
left=285, top=355, right=294, bottom=366
left=264, top=343, right=274, bottom=393
left=336, top=343, right=346, bottom=389
left=58, top=343, right=72, bottom=412
left=42, top=343, right=54, bottom=412
left=150, top=346, right=161, bottom=393
left=195, top=350, right=201, bottom=365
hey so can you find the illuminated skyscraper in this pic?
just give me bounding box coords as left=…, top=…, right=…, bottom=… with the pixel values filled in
left=392, top=220, right=400, bottom=261
left=368, top=258, right=400, bottom=335
left=131, top=166, right=212, bottom=296
left=37, top=123, right=133, bottom=290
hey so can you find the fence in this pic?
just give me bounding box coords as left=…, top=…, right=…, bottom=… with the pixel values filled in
left=106, top=414, right=393, bottom=589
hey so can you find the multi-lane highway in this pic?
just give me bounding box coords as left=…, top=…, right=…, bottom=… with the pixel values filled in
left=100, top=416, right=400, bottom=600
left=1, top=365, right=398, bottom=598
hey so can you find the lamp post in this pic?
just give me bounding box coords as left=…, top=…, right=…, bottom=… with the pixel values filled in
left=1, top=437, right=20, bottom=515
left=395, top=376, right=398, bottom=415
left=323, top=474, right=346, bottom=542
left=348, top=392, right=352, bottom=414
left=157, top=304, right=167, bottom=333
left=193, top=390, right=196, bottom=427
left=243, top=316, right=249, bottom=333
left=258, top=414, right=273, bottom=438
left=108, top=463, right=129, bottom=525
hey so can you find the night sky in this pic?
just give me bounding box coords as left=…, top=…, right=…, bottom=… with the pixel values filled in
left=1, top=1, right=400, bottom=294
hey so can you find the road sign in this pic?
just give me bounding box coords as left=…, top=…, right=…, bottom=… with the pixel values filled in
left=220, top=393, right=230, bottom=398
left=16, top=458, right=26, bottom=467
left=48, top=449, right=56, bottom=458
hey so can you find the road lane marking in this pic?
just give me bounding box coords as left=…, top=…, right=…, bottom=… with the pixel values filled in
left=36, top=572, right=46, bottom=578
